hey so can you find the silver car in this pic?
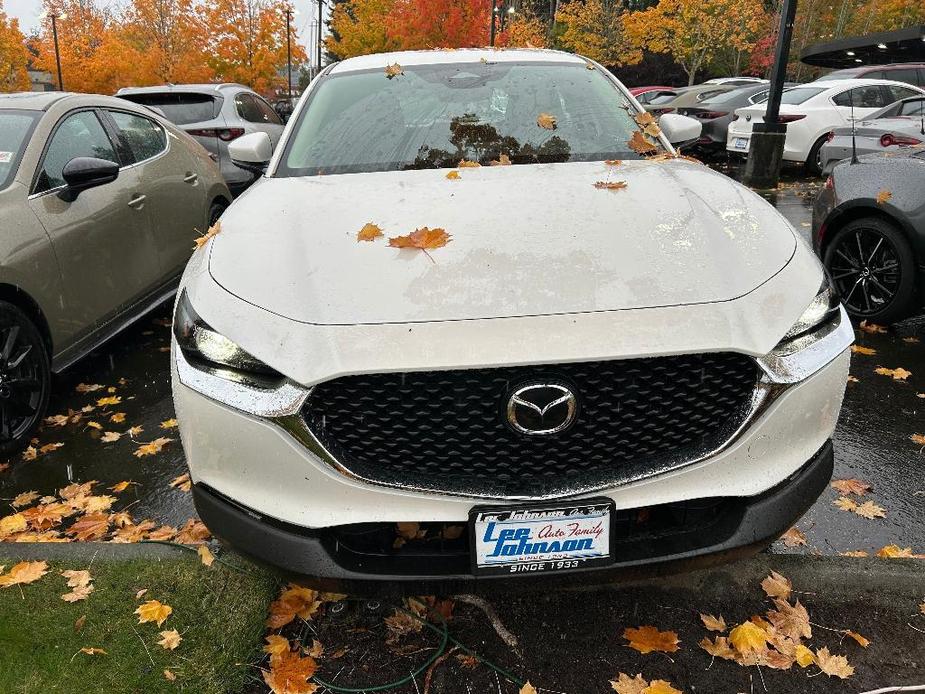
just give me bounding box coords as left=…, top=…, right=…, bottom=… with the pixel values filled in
left=0, top=92, right=230, bottom=453
left=116, top=84, right=285, bottom=195
left=820, top=95, right=925, bottom=174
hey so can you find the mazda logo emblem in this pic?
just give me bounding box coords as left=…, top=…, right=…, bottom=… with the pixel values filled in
left=506, top=383, right=578, bottom=436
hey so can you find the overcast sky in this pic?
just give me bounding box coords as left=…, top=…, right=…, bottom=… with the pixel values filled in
left=7, top=0, right=323, bottom=63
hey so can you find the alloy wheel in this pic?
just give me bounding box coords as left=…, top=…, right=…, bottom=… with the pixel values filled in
left=0, top=320, right=46, bottom=444
left=827, top=227, right=901, bottom=317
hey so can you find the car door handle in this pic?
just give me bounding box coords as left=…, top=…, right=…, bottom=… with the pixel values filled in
left=183, top=172, right=198, bottom=184
left=127, top=194, right=146, bottom=209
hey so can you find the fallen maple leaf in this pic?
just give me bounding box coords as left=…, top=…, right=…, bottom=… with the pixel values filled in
left=95, top=396, right=121, bottom=407
left=79, top=647, right=107, bottom=656
left=194, top=220, right=222, bottom=250
left=700, top=635, right=735, bottom=660
left=262, top=649, right=318, bottom=694
left=67, top=513, right=110, bottom=541
left=45, top=414, right=69, bottom=427
left=305, top=639, right=323, bottom=658
left=850, top=345, right=876, bottom=355
left=12, top=491, right=39, bottom=508
left=110, top=412, right=126, bottom=423
left=267, top=585, right=321, bottom=629
left=815, top=647, right=854, bottom=678
left=458, top=159, right=481, bottom=168
left=86, top=421, right=102, bottom=431
left=844, top=630, right=870, bottom=648
left=700, top=613, right=726, bottom=632
left=197, top=545, right=215, bottom=567
left=21, top=446, right=37, bottom=461
left=729, top=621, right=769, bottom=654
left=169, top=473, right=191, bottom=492
left=490, top=154, right=512, bottom=166
left=126, top=425, right=144, bottom=437
left=388, top=227, right=451, bottom=260
left=136, top=599, right=172, bottom=627
left=611, top=673, right=647, bottom=694
left=0, top=513, right=28, bottom=538
left=133, top=437, right=174, bottom=457
left=859, top=320, right=887, bottom=334
left=840, top=550, right=869, bottom=557
left=445, top=170, right=460, bottom=179
left=623, top=625, right=680, bottom=654
left=767, top=598, right=811, bottom=640
left=919, top=600, right=925, bottom=615
left=356, top=223, right=384, bottom=242
left=834, top=496, right=858, bottom=512
left=384, top=62, right=403, bottom=79
left=39, top=442, right=64, bottom=455
left=594, top=180, right=628, bottom=190
left=265, top=635, right=291, bottom=657
left=76, top=383, right=104, bottom=393
left=158, top=629, right=182, bottom=650
left=160, top=418, right=178, bottom=429
left=109, top=481, right=133, bottom=493
left=831, top=479, right=871, bottom=496
left=0, top=560, right=48, bottom=588
left=175, top=518, right=210, bottom=544
left=536, top=112, right=557, bottom=130
left=645, top=682, right=681, bottom=694
left=164, top=670, right=176, bottom=681
left=854, top=500, right=886, bottom=519
left=760, top=571, right=792, bottom=600
left=875, top=189, right=892, bottom=205
left=628, top=130, right=658, bottom=155
left=780, top=527, right=807, bottom=547
left=847, top=375, right=859, bottom=383
left=875, top=366, right=912, bottom=381
left=876, top=544, right=914, bottom=558
left=61, top=569, right=94, bottom=602
left=910, top=434, right=925, bottom=446
left=518, top=684, right=537, bottom=694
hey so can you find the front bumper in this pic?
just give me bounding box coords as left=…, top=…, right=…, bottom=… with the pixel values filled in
left=192, top=440, right=833, bottom=593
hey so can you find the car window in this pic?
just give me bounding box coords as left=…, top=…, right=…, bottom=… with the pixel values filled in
left=899, top=98, right=925, bottom=116
left=36, top=110, right=119, bottom=193
left=108, top=111, right=167, bottom=163
left=886, top=85, right=921, bottom=102
left=753, top=87, right=824, bottom=105
left=747, top=89, right=770, bottom=104
left=235, top=93, right=282, bottom=124
left=647, top=92, right=677, bottom=104
left=0, top=110, right=40, bottom=190
left=280, top=62, right=651, bottom=177
left=118, top=93, right=220, bottom=125
left=882, top=68, right=920, bottom=87
left=832, top=86, right=888, bottom=108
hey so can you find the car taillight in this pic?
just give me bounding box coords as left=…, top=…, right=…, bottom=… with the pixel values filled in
left=697, top=111, right=729, bottom=119
left=776, top=114, right=806, bottom=123
left=879, top=133, right=922, bottom=147
left=826, top=131, right=835, bottom=142
left=186, top=127, right=246, bottom=142
left=824, top=175, right=834, bottom=191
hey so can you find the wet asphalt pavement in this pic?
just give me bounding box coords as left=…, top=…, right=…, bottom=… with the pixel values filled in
left=1, top=163, right=924, bottom=557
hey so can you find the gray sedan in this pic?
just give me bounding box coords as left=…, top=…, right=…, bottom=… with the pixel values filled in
left=0, top=92, right=230, bottom=452
left=820, top=96, right=925, bottom=174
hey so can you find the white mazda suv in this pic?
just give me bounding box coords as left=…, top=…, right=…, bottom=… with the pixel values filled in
left=171, top=49, right=852, bottom=589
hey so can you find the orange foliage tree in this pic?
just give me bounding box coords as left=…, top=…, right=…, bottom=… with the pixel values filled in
left=203, top=0, right=306, bottom=92
left=326, top=0, right=400, bottom=60
left=555, top=0, right=641, bottom=67
left=0, top=2, right=30, bottom=91
left=624, top=0, right=767, bottom=84
left=121, top=0, right=212, bottom=85
left=499, top=9, right=548, bottom=48
left=33, top=0, right=136, bottom=94
left=386, top=0, right=490, bottom=50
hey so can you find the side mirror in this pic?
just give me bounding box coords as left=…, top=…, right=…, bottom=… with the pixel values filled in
left=229, top=132, right=273, bottom=174
left=59, top=157, right=119, bottom=201
left=658, top=113, right=703, bottom=147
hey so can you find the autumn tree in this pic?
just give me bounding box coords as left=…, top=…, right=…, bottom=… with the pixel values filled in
left=203, top=0, right=305, bottom=92
left=121, top=0, right=212, bottom=85
left=0, top=2, right=30, bottom=92
left=848, top=0, right=925, bottom=35
left=555, top=0, right=641, bottom=67
left=325, top=0, right=399, bottom=60
left=499, top=9, right=548, bottom=48
left=623, top=0, right=767, bottom=85
left=386, top=0, right=490, bottom=51
left=33, top=0, right=135, bottom=93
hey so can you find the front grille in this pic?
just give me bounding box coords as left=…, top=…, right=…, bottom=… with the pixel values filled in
left=302, top=354, right=760, bottom=497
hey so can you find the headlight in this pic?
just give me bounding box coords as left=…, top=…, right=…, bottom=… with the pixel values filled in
left=174, top=291, right=281, bottom=379
left=781, top=274, right=840, bottom=342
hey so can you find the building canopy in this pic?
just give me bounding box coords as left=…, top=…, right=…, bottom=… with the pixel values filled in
left=801, top=25, right=925, bottom=69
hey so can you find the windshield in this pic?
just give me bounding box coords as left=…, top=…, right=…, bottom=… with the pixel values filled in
left=118, top=93, right=220, bottom=125
left=279, top=61, right=649, bottom=177
left=0, top=110, right=39, bottom=190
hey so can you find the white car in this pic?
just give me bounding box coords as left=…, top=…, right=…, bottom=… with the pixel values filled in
left=172, top=49, right=852, bottom=588
left=727, top=79, right=925, bottom=174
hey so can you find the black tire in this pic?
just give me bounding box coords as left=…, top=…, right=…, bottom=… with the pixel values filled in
left=208, top=200, right=227, bottom=228
left=823, top=217, right=918, bottom=324
left=0, top=301, right=51, bottom=456
left=804, top=136, right=828, bottom=176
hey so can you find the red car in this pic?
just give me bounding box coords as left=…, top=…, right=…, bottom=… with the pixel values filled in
left=629, top=85, right=676, bottom=105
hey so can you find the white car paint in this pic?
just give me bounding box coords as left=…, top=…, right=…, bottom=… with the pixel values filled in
left=171, top=49, right=853, bottom=580
left=726, top=78, right=925, bottom=164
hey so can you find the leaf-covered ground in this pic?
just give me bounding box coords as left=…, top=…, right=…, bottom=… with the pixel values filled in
left=0, top=548, right=276, bottom=693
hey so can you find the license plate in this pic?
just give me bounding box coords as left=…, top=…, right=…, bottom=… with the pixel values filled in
left=733, top=137, right=749, bottom=150
left=470, top=500, right=613, bottom=576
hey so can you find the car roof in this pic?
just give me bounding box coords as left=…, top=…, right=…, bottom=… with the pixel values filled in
left=0, top=91, right=72, bottom=111
left=329, top=48, right=587, bottom=75
left=809, top=77, right=923, bottom=91
left=116, top=83, right=248, bottom=95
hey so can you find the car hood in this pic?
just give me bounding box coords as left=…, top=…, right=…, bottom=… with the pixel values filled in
left=208, top=160, right=797, bottom=325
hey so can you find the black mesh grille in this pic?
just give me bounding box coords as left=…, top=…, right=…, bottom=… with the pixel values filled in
left=302, top=354, right=759, bottom=497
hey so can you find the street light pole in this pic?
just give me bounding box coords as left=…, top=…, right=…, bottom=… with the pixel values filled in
left=742, top=0, right=798, bottom=189
left=317, top=0, right=323, bottom=77
left=51, top=13, right=64, bottom=91
left=285, top=8, right=292, bottom=101
left=490, top=1, right=497, bottom=46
